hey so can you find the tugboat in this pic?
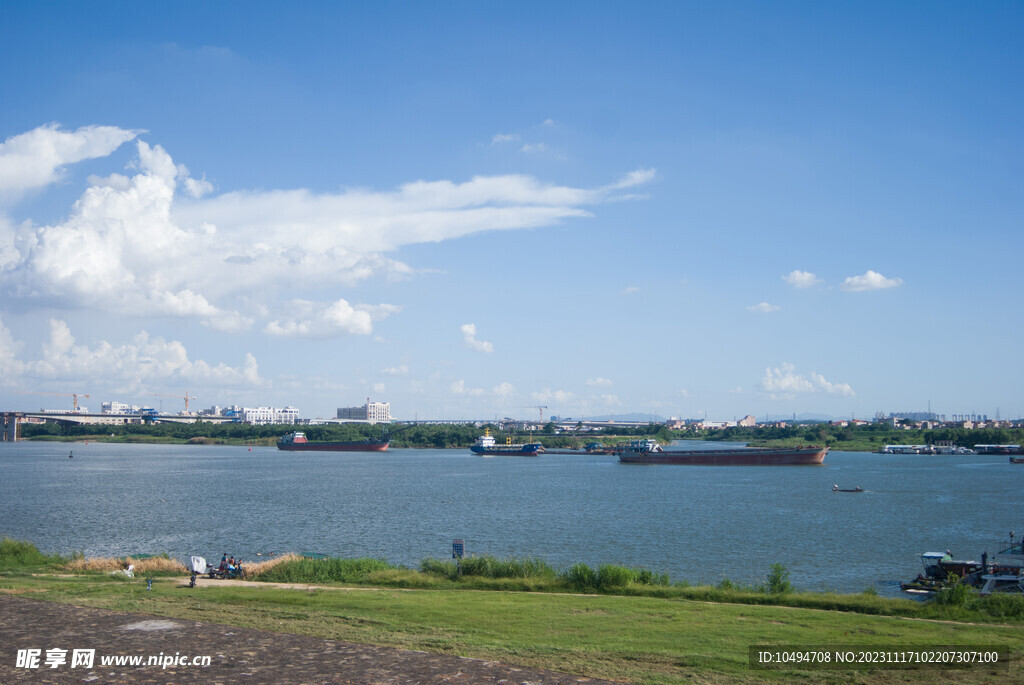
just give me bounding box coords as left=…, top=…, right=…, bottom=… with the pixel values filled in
left=470, top=429, right=542, bottom=456
left=900, top=531, right=1024, bottom=595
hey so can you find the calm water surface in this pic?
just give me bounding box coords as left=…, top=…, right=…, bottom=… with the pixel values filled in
left=2, top=441, right=1021, bottom=595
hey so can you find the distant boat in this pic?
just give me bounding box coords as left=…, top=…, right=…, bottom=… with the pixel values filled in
left=617, top=440, right=827, bottom=465
left=68, top=450, right=73, bottom=459
left=833, top=484, right=864, bottom=493
left=277, top=431, right=389, bottom=452
left=470, top=429, right=542, bottom=456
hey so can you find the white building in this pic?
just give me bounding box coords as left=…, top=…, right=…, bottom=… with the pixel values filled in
left=337, top=399, right=391, bottom=424
left=102, top=401, right=138, bottom=414
left=239, top=406, right=300, bottom=425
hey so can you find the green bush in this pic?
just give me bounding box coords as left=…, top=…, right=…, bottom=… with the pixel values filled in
left=0, top=538, right=65, bottom=570
left=934, top=581, right=971, bottom=608
left=254, top=557, right=398, bottom=584
left=562, top=562, right=598, bottom=592
left=420, top=558, right=458, bottom=580
left=458, top=555, right=557, bottom=579
left=760, top=563, right=792, bottom=595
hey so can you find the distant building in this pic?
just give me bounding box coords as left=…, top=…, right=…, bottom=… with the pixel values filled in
left=102, top=401, right=138, bottom=414
left=738, top=415, right=756, bottom=427
left=337, top=399, right=391, bottom=424
left=238, top=406, right=300, bottom=425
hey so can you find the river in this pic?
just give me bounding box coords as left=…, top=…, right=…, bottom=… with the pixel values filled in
left=1, top=441, right=1020, bottom=595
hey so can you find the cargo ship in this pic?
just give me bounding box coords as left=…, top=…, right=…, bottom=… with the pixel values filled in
left=470, top=429, right=543, bottom=456
left=277, top=431, right=389, bottom=452
left=616, top=439, right=826, bottom=465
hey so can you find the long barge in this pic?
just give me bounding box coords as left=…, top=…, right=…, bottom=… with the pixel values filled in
left=277, top=431, right=389, bottom=452
left=616, top=439, right=826, bottom=465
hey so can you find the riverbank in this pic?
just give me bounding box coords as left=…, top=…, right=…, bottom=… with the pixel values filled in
left=2, top=568, right=1020, bottom=684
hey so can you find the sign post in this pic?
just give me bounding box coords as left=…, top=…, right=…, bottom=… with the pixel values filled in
left=452, top=539, right=464, bottom=576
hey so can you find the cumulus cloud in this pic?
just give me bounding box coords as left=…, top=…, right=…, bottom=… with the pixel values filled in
left=492, top=381, right=515, bottom=397
left=586, top=377, right=613, bottom=387
left=461, top=323, right=494, bottom=353
left=759, top=362, right=854, bottom=399
left=0, top=123, right=141, bottom=200
left=748, top=302, right=779, bottom=313
left=11, top=318, right=260, bottom=388
left=450, top=379, right=484, bottom=396
left=623, top=286, right=640, bottom=295
left=491, top=133, right=519, bottom=144
left=521, top=143, right=547, bottom=153
left=782, top=270, right=822, bottom=288
left=840, top=270, right=903, bottom=292
left=0, top=316, right=25, bottom=382
left=532, top=388, right=576, bottom=404
left=0, top=124, right=655, bottom=338
left=265, top=299, right=398, bottom=338
left=382, top=365, right=409, bottom=375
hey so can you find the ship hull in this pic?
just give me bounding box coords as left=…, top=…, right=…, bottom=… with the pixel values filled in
left=619, top=447, right=826, bottom=465
left=471, top=444, right=542, bottom=456
left=277, top=441, right=389, bottom=452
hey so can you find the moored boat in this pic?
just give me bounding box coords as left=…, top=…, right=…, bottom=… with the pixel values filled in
left=617, top=440, right=827, bottom=465
left=277, top=431, right=389, bottom=452
left=470, top=429, right=542, bottom=456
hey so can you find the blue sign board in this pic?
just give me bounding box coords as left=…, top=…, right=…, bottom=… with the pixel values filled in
left=452, top=539, right=464, bottom=559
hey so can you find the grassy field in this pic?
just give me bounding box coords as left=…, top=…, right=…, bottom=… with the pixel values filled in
left=2, top=540, right=1022, bottom=684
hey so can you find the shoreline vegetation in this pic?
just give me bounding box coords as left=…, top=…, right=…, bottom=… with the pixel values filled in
left=2, top=539, right=1022, bottom=684
left=16, top=421, right=1024, bottom=452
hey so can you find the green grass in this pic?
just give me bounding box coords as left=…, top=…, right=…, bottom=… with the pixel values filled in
left=3, top=572, right=1021, bottom=684
left=0, top=536, right=68, bottom=571
left=4, top=538, right=1024, bottom=683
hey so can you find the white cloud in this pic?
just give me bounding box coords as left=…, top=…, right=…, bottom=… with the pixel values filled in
left=12, top=319, right=261, bottom=388
left=491, top=133, right=519, bottom=144
left=541, top=118, right=555, bottom=126
left=782, top=270, right=822, bottom=288
left=605, top=168, right=657, bottom=190
left=0, top=123, right=141, bottom=200
left=492, top=381, right=515, bottom=397
left=600, top=394, right=621, bottom=406
left=531, top=388, right=576, bottom=404
left=623, top=286, right=640, bottom=295
left=0, top=316, right=25, bottom=382
left=450, top=379, right=484, bottom=396
left=265, top=299, right=397, bottom=338
left=747, top=302, right=779, bottom=313
left=840, top=270, right=903, bottom=292
left=0, top=124, right=655, bottom=337
left=461, top=323, right=494, bottom=353
left=586, top=377, right=613, bottom=387
left=759, top=362, right=854, bottom=399
left=521, top=143, right=547, bottom=153
left=382, top=365, right=409, bottom=375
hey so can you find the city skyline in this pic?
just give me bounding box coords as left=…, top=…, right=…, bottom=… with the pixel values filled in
left=1, top=2, right=1022, bottom=422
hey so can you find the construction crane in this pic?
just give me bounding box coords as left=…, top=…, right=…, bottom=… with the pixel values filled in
left=151, top=391, right=196, bottom=412
left=518, top=405, right=549, bottom=423
left=21, top=391, right=90, bottom=411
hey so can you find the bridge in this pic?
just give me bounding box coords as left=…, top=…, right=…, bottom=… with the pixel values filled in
left=1, top=411, right=236, bottom=441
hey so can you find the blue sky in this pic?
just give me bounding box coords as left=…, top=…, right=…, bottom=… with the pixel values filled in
left=1, top=1, right=1021, bottom=421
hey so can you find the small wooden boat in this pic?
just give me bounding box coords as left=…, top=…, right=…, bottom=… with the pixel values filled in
left=832, top=484, right=863, bottom=493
